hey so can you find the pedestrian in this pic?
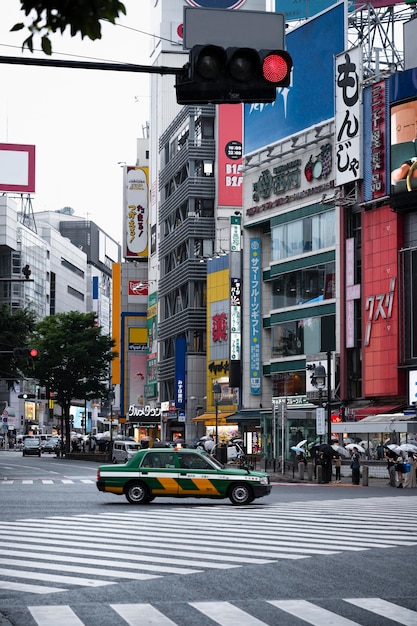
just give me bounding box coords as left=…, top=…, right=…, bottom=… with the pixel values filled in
left=204, top=435, right=215, bottom=454
left=333, top=452, right=342, bottom=483
left=404, top=453, right=417, bottom=488
left=321, top=453, right=332, bottom=484
left=386, top=453, right=396, bottom=487
left=351, top=446, right=361, bottom=485
left=395, top=452, right=406, bottom=488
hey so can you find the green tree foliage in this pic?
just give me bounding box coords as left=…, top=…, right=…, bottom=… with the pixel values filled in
left=27, top=311, right=117, bottom=452
left=0, top=304, right=37, bottom=388
left=11, top=0, right=126, bottom=55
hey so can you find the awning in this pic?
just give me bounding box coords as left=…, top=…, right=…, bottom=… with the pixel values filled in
left=226, top=410, right=261, bottom=423
left=192, top=412, right=237, bottom=426
left=352, top=404, right=405, bottom=420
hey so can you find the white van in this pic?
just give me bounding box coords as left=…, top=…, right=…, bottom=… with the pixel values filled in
left=112, top=440, right=142, bottom=464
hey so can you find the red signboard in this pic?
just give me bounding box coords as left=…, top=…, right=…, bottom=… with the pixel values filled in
left=217, top=104, right=243, bottom=207
left=362, top=204, right=405, bottom=398
left=0, top=143, right=35, bottom=193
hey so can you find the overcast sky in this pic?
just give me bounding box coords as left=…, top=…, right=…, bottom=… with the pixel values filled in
left=0, top=0, right=152, bottom=245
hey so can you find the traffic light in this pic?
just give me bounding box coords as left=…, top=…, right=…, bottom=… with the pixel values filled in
left=176, top=45, right=293, bottom=105
left=18, top=393, right=36, bottom=399
left=13, top=347, right=38, bottom=358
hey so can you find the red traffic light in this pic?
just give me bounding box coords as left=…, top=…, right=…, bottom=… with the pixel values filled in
left=262, top=51, right=292, bottom=85
left=29, top=348, right=38, bottom=358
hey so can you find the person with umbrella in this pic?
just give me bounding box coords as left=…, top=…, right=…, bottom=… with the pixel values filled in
left=351, top=446, right=361, bottom=485
left=404, top=451, right=417, bottom=488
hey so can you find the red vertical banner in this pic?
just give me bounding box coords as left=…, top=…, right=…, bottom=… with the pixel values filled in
left=217, top=104, right=243, bottom=207
left=362, top=206, right=403, bottom=398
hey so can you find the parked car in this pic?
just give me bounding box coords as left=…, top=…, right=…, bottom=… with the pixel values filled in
left=22, top=438, right=42, bottom=457
left=41, top=437, right=60, bottom=454
left=97, top=447, right=271, bottom=505
left=112, top=440, right=142, bottom=464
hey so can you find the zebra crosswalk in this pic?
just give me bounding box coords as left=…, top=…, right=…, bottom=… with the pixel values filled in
left=21, top=598, right=417, bottom=625
left=0, top=478, right=94, bottom=485
left=0, top=496, right=416, bottom=596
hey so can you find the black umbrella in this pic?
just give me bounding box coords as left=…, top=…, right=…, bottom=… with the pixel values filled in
left=318, top=443, right=334, bottom=457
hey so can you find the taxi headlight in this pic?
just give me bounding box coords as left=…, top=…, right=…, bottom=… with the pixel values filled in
left=260, top=476, right=269, bottom=485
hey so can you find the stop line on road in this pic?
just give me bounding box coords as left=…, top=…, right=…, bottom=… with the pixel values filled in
left=0, top=496, right=416, bottom=596
left=23, top=598, right=417, bottom=626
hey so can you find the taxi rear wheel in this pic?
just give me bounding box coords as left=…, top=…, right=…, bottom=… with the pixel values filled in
left=125, top=481, right=151, bottom=504
left=229, top=483, right=254, bottom=505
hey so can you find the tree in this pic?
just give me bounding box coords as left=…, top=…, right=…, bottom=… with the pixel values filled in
left=25, top=311, right=117, bottom=452
left=0, top=304, right=37, bottom=389
left=11, top=0, right=126, bottom=55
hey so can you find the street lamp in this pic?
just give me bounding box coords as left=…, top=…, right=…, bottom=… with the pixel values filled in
left=311, top=356, right=332, bottom=444
left=212, top=382, right=222, bottom=457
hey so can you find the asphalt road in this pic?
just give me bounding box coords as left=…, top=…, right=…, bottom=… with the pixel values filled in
left=1, top=450, right=417, bottom=626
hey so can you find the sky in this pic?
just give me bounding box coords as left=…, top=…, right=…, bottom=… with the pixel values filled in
left=0, top=0, right=152, bottom=245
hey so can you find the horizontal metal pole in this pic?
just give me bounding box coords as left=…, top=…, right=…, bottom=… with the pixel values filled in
left=0, top=55, right=182, bottom=75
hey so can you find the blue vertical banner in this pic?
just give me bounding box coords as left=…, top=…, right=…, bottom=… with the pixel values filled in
left=250, top=239, right=261, bottom=394
left=175, top=337, right=186, bottom=409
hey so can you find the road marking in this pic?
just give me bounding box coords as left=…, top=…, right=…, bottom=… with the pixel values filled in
left=22, top=480, right=33, bottom=484
left=345, top=597, right=417, bottom=625
left=0, top=567, right=113, bottom=587
left=29, top=605, right=84, bottom=625
left=41, top=480, right=54, bottom=485
left=268, top=600, right=359, bottom=625
left=0, top=581, right=64, bottom=594
left=191, top=601, right=268, bottom=625
left=111, top=604, right=178, bottom=625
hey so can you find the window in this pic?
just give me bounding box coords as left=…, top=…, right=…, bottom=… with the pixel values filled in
left=141, top=452, right=175, bottom=468
left=177, top=452, right=213, bottom=470
left=271, top=315, right=335, bottom=358
left=272, top=209, right=335, bottom=262
left=271, top=262, right=335, bottom=310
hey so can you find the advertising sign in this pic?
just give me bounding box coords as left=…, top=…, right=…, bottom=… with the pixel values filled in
left=389, top=68, right=417, bottom=212
left=334, top=46, right=363, bottom=186
left=124, top=166, right=149, bottom=259
left=0, top=143, right=35, bottom=193
left=249, top=239, right=261, bottom=394
left=244, top=2, right=345, bottom=154
left=363, top=80, right=388, bottom=202
left=217, top=104, right=243, bottom=207
left=175, top=337, right=186, bottom=410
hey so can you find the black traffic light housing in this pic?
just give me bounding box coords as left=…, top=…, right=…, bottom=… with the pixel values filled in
left=176, top=45, right=292, bottom=105
left=13, top=347, right=38, bottom=358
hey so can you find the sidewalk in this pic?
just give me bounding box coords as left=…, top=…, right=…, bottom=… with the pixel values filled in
left=266, top=467, right=391, bottom=487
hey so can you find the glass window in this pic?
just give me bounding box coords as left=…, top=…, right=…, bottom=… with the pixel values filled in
left=271, top=315, right=335, bottom=358
left=271, top=209, right=335, bottom=262
left=272, top=262, right=335, bottom=310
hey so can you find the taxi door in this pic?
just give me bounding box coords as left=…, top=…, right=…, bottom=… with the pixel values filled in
left=176, top=451, right=223, bottom=497
left=139, top=450, right=179, bottom=496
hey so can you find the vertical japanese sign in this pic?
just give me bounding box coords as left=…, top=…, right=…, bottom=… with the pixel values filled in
left=369, top=81, right=386, bottom=199
left=230, top=278, right=241, bottom=360
left=175, top=337, right=186, bottom=410
left=335, top=47, right=363, bottom=186
left=124, top=166, right=149, bottom=259
left=249, top=238, right=261, bottom=395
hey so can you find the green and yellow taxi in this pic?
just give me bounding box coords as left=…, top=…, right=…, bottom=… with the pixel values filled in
left=96, top=447, right=271, bottom=505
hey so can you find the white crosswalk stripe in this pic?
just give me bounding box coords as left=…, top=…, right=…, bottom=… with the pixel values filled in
left=0, top=478, right=94, bottom=485
left=0, top=496, right=415, bottom=595
left=22, top=599, right=417, bottom=625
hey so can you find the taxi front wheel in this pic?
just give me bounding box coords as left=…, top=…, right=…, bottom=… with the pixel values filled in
left=229, top=483, right=254, bottom=505
left=125, top=481, right=151, bottom=504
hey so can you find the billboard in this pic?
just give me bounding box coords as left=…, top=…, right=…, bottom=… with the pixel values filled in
left=0, top=143, right=35, bottom=193
left=217, top=104, right=243, bottom=207
left=244, top=2, right=345, bottom=154
left=389, top=68, right=417, bottom=212
left=123, top=166, right=149, bottom=259
left=363, top=79, right=389, bottom=202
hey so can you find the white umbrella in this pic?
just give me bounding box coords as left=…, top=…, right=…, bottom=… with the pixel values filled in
left=386, top=443, right=402, bottom=454
left=332, top=444, right=349, bottom=457
left=400, top=443, right=417, bottom=453
left=345, top=443, right=365, bottom=453
left=297, top=439, right=307, bottom=447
